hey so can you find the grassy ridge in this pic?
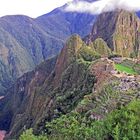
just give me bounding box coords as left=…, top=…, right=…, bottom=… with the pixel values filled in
left=115, top=63, right=137, bottom=75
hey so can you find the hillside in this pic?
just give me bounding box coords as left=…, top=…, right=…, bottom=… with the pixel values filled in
left=0, top=7, right=96, bottom=95
left=0, top=15, right=65, bottom=95
left=0, top=2, right=140, bottom=140
left=35, top=8, right=96, bottom=40
left=0, top=31, right=140, bottom=139
left=0, top=35, right=97, bottom=139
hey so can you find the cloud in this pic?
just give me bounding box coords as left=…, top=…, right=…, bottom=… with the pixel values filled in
left=64, top=0, right=140, bottom=15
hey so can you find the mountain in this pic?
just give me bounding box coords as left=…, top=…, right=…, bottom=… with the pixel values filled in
left=0, top=56, right=57, bottom=134
left=0, top=1, right=139, bottom=96
left=0, top=2, right=140, bottom=139
left=0, top=7, right=96, bottom=95
left=0, top=35, right=98, bottom=139
left=86, top=10, right=140, bottom=58
left=0, top=15, right=63, bottom=95
left=1, top=30, right=140, bottom=139
left=0, top=15, right=63, bottom=62
left=35, top=7, right=96, bottom=39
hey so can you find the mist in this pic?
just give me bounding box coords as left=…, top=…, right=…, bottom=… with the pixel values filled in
left=64, top=0, right=140, bottom=15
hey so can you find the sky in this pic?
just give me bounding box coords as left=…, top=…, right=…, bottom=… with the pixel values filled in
left=0, top=0, right=140, bottom=18
left=0, top=0, right=72, bottom=18
left=65, top=0, right=140, bottom=14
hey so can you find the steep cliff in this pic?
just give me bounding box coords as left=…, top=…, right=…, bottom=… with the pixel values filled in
left=87, top=10, right=140, bottom=58
left=0, top=15, right=63, bottom=95
left=0, top=35, right=97, bottom=139
left=0, top=56, right=57, bottom=134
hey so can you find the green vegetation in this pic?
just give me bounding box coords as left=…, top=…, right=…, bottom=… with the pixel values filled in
left=78, top=46, right=101, bottom=62
left=20, top=129, right=47, bottom=140
left=115, top=63, right=137, bottom=75
left=114, top=59, right=140, bottom=75
left=93, top=38, right=112, bottom=57
left=20, top=100, right=140, bottom=140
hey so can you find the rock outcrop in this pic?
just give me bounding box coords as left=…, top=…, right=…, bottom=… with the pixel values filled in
left=53, top=35, right=84, bottom=86
left=87, top=10, right=140, bottom=58
left=92, top=38, right=112, bottom=57
left=0, top=35, right=97, bottom=139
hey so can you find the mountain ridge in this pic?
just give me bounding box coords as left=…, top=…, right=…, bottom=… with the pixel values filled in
left=86, top=10, right=140, bottom=58
left=0, top=4, right=97, bottom=95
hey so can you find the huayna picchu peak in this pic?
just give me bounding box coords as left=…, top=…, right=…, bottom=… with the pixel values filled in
left=0, top=1, right=140, bottom=140
left=87, top=10, right=140, bottom=58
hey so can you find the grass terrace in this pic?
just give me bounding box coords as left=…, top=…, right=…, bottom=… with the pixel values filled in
left=115, top=63, right=138, bottom=75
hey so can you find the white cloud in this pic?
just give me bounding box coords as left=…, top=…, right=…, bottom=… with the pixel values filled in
left=64, top=0, right=140, bottom=15
left=0, top=0, right=73, bottom=18
left=0, top=0, right=139, bottom=18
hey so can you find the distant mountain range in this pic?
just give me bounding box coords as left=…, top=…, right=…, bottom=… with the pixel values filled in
left=0, top=5, right=96, bottom=95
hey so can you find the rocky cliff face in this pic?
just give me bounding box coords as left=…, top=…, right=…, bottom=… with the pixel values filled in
left=0, top=56, right=57, bottom=135
left=87, top=10, right=140, bottom=58
left=0, top=15, right=63, bottom=95
left=53, top=35, right=84, bottom=86
left=0, top=35, right=97, bottom=139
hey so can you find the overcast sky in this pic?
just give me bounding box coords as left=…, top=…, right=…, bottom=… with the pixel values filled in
left=0, top=0, right=140, bottom=18
left=65, top=0, right=140, bottom=14
left=0, top=0, right=72, bottom=18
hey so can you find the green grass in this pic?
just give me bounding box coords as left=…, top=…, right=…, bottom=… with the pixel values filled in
left=115, top=64, right=137, bottom=75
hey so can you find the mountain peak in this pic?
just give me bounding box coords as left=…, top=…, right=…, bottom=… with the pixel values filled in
left=87, top=10, right=140, bottom=57
left=53, top=34, right=84, bottom=86
left=66, top=34, right=84, bottom=54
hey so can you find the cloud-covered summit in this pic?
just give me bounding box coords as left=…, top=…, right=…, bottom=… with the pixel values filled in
left=64, top=0, right=140, bottom=15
